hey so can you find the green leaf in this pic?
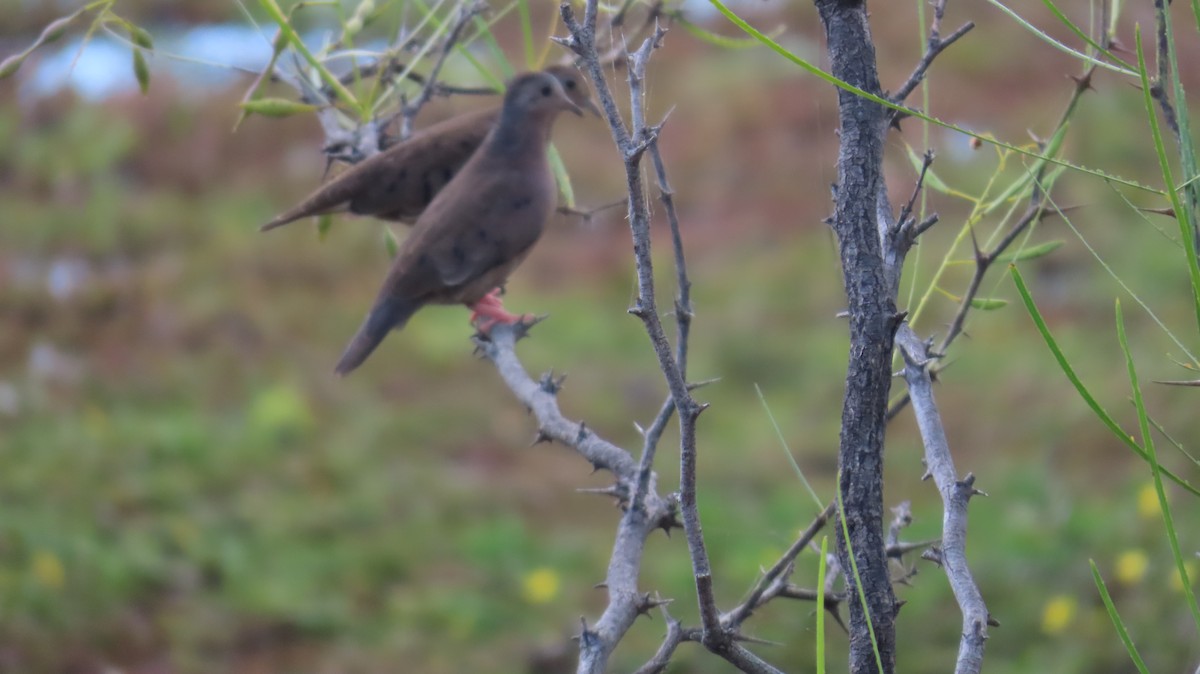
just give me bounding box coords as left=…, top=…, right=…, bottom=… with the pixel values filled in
left=258, top=0, right=363, bottom=117
left=548, top=144, right=574, bottom=209
left=995, top=240, right=1064, bottom=263
left=1116, top=300, right=1200, bottom=634
left=0, top=8, right=86, bottom=79
left=383, top=227, right=399, bottom=259
left=316, top=214, right=333, bottom=241
left=0, top=53, right=26, bottom=80
left=239, top=98, right=320, bottom=118
left=969, top=297, right=1008, bottom=310
left=677, top=15, right=777, bottom=49
left=816, top=536, right=828, bottom=674
left=1134, top=29, right=1200, bottom=337
left=1010, top=266, right=1200, bottom=497
left=132, top=48, right=150, bottom=94
left=1090, top=560, right=1151, bottom=674
left=128, top=24, right=154, bottom=50
left=904, top=145, right=950, bottom=193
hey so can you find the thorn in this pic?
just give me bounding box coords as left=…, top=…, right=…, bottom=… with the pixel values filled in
left=576, top=484, right=622, bottom=498
left=576, top=421, right=590, bottom=444
left=574, top=616, right=599, bottom=648
left=539, top=370, right=567, bottom=395
left=894, top=599, right=907, bottom=617
left=513, top=314, right=548, bottom=340
left=1069, top=71, right=1094, bottom=92
left=530, top=430, right=553, bottom=447
left=594, top=582, right=608, bottom=590
left=633, top=421, right=646, bottom=437
left=987, top=613, right=1001, bottom=627
left=921, top=546, right=944, bottom=568
left=687, top=377, right=721, bottom=391
left=732, top=632, right=782, bottom=647
left=628, top=304, right=650, bottom=319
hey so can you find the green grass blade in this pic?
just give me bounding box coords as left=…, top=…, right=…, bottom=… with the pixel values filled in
left=1010, top=266, right=1200, bottom=497
left=835, top=480, right=885, bottom=674
left=755, top=384, right=823, bottom=509
left=1039, top=0, right=1135, bottom=69
left=1147, top=414, right=1200, bottom=470
left=706, top=0, right=1159, bottom=195
left=1115, top=300, right=1200, bottom=633
left=1090, top=560, right=1151, bottom=674
left=1135, top=28, right=1200, bottom=336
left=516, top=0, right=534, bottom=68
left=816, top=535, right=828, bottom=674
left=258, top=0, right=363, bottom=118
left=986, top=0, right=1137, bottom=76
left=1155, top=0, right=1200, bottom=228
left=1046, top=190, right=1198, bottom=365
left=547, top=144, right=574, bottom=208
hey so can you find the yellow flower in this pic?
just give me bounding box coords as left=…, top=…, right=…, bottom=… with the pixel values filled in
left=1169, top=560, right=1198, bottom=593
left=1115, top=550, right=1149, bottom=585
left=31, top=550, right=65, bottom=590
left=522, top=567, right=560, bottom=604
left=1137, top=484, right=1162, bottom=520
left=1041, top=594, right=1075, bottom=635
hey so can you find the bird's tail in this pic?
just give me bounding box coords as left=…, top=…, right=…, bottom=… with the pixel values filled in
left=334, top=295, right=418, bottom=376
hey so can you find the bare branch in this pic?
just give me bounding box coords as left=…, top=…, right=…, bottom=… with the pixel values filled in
left=724, top=501, right=836, bottom=630
left=473, top=322, right=679, bottom=674
left=895, top=326, right=990, bottom=674
left=398, top=1, right=487, bottom=140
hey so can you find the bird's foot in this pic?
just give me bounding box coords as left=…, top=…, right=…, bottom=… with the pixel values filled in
left=468, top=291, right=534, bottom=335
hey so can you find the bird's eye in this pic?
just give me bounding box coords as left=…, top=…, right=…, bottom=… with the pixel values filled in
left=565, top=80, right=577, bottom=89
left=541, top=85, right=552, bottom=96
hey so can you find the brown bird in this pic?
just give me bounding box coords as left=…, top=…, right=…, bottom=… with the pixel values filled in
left=260, top=65, right=599, bottom=232
left=333, top=71, right=582, bottom=376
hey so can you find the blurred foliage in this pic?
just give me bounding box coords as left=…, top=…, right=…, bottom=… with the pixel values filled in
left=1, top=1, right=1199, bottom=673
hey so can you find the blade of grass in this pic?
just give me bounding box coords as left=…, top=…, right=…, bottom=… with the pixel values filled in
left=835, top=480, right=885, bottom=674
left=548, top=144, right=574, bottom=208
left=516, top=0, right=534, bottom=68
left=1135, top=28, right=1200, bottom=336
left=1147, top=414, right=1200, bottom=470
left=1010, top=266, right=1200, bottom=497
left=1090, top=560, right=1151, bottom=674
left=986, top=0, right=1137, bottom=75
left=1040, top=0, right=1135, bottom=69
left=816, top=535, right=829, bottom=674
left=1045, top=188, right=1197, bottom=366
left=755, top=383, right=823, bottom=509
left=1117, top=300, right=1200, bottom=633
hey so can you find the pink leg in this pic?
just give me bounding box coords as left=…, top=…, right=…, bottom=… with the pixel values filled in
left=467, top=289, right=533, bottom=334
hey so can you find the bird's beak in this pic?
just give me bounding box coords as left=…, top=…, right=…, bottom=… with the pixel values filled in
left=580, top=97, right=602, bottom=118
left=565, top=97, right=585, bottom=117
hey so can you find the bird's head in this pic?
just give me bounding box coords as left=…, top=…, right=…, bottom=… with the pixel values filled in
left=543, top=64, right=603, bottom=118
left=505, top=71, right=584, bottom=118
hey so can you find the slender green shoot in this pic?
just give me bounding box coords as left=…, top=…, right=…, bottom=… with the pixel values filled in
left=1135, top=28, right=1200, bottom=336
left=1116, top=301, right=1200, bottom=634
left=1010, top=266, right=1200, bottom=497
left=754, top=384, right=823, bottom=509
left=816, top=535, right=829, bottom=674
left=1090, top=560, right=1151, bottom=674
left=835, top=479, right=885, bottom=674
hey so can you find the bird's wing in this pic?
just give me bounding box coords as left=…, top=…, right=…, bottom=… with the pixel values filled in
left=385, top=167, right=550, bottom=298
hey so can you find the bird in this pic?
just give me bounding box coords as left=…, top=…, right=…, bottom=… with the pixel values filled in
left=333, top=71, right=583, bottom=376
left=259, top=65, right=600, bottom=232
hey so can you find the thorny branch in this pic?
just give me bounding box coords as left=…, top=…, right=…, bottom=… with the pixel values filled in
left=888, top=0, right=974, bottom=120
left=895, top=326, right=992, bottom=674
left=561, top=2, right=773, bottom=668
left=396, top=1, right=486, bottom=140
left=473, top=322, right=679, bottom=674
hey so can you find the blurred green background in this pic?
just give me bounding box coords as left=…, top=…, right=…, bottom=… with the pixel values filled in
left=1, top=1, right=1198, bottom=672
